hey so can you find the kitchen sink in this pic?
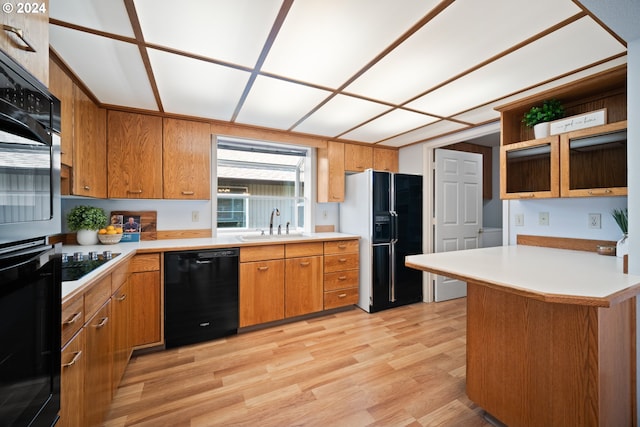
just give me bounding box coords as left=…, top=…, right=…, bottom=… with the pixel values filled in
left=237, top=232, right=310, bottom=242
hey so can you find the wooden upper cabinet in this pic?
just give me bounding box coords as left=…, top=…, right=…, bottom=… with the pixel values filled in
left=344, top=143, right=372, bottom=172
left=560, top=120, right=627, bottom=198
left=0, top=0, right=49, bottom=84
left=73, top=88, right=107, bottom=198
left=107, top=111, right=163, bottom=199
left=48, top=58, right=74, bottom=167
left=317, top=141, right=345, bottom=203
left=163, top=118, right=211, bottom=199
left=373, top=147, right=398, bottom=172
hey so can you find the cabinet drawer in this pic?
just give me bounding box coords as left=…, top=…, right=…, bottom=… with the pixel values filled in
left=324, top=287, right=359, bottom=309
left=240, top=245, right=284, bottom=262
left=84, top=275, right=112, bottom=320
left=324, top=240, right=359, bottom=254
left=61, top=296, right=84, bottom=346
left=324, top=270, right=359, bottom=291
left=286, top=242, right=323, bottom=258
left=130, top=253, right=160, bottom=272
left=324, top=253, right=359, bottom=273
left=111, top=260, right=130, bottom=293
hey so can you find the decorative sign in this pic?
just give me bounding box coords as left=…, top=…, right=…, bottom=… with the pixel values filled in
left=549, top=108, right=607, bottom=135
left=110, top=211, right=157, bottom=241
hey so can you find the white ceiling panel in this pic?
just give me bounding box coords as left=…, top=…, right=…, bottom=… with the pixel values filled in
left=453, top=105, right=501, bottom=125
left=262, top=0, right=440, bottom=88
left=49, top=27, right=157, bottom=110
left=135, top=0, right=282, bottom=67
left=49, top=0, right=134, bottom=37
left=379, top=120, right=467, bottom=147
left=341, top=109, right=438, bottom=143
left=292, top=94, right=391, bottom=138
left=148, top=49, right=250, bottom=120
left=406, top=17, right=626, bottom=117
left=345, top=0, right=581, bottom=104
left=235, top=76, right=331, bottom=130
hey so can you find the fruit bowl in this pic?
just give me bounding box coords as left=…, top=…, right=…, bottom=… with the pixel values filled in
left=98, top=233, right=123, bottom=245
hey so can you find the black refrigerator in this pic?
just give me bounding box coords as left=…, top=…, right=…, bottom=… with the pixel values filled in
left=340, top=169, right=423, bottom=312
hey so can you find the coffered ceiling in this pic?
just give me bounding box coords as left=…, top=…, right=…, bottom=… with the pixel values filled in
left=48, top=0, right=627, bottom=147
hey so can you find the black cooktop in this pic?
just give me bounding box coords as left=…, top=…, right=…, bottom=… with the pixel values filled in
left=61, top=253, right=120, bottom=282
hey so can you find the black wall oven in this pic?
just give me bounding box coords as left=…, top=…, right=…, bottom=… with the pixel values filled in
left=0, top=49, right=62, bottom=426
left=0, top=49, right=61, bottom=245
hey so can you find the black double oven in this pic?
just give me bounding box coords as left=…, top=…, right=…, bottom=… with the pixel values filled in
left=0, top=48, right=62, bottom=427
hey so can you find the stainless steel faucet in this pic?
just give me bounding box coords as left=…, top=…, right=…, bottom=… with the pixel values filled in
left=269, top=208, right=280, bottom=235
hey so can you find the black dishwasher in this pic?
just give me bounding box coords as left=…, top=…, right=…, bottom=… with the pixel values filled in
left=164, top=248, right=239, bottom=348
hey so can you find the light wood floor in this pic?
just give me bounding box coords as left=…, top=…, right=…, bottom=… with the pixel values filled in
left=105, top=298, right=493, bottom=427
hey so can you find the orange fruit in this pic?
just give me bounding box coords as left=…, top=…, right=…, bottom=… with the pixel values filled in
left=98, top=229, right=107, bottom=234
left=115, top=228, right=123, bottom=234
left=106, top=225, right=115, bottom=231
left=106, top=230, right=117, bottom=235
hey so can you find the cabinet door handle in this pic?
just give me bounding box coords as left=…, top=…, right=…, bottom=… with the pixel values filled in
left=518, top=193, right=535, bottom=199
left=62, top=351, right=83, bottom=368
left=257, top=266, right=269, bottom=271
left=117, top=294, right=127, bottom=302
left=299, top=261, right=310, bottom=267
left=588, top=189, right=612, bottom=195
left=63, top=312, right=82, bottom=325
left=2, top=25, right=36, bottom=52
left=127, top=189, right=143, bottom=194
left=94, top=317, right=109, bottom=328
left=83, top=185, right=91, bottom=190
left=181, top=191, right=195, bottom=195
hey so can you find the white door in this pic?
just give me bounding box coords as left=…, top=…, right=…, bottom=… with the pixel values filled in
left=434, top=149, right=483, bottom=301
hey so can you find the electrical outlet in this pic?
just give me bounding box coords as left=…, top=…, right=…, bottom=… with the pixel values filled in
left=515, top=214, right=524, bottom=226
left=322, top=210, right=328, bottom=219
left=589, top=213, right=601, bottom=229
left=191, top=211, right=200, bottom=222
left=539, top=212, right=549, bottom=226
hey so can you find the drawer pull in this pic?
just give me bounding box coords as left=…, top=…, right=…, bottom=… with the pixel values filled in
left=117, top=294, right=127, bottom=302
left=257, top=266, right=269, bottom=271
left=2, top=24, right=36, bottom=52
left=94, top=317, right=109, bottom=328
left=127, top=189, right=143, bottom=194
left=181, top=190, right=195, bottom=195
left=299, top=261, right=310, bottom=267
left=588, top=189, right=612, bottom=196
left=337, top=244, right=347, bottom=249
left=338, top=293, right=347, bottom=298
left=338, top=276, right=347, bottom=281
left=338, top=258, right=347, bottom=263
left=62, top=351, right=83, bottom=368
left=63, top=312, right=82, bottom=325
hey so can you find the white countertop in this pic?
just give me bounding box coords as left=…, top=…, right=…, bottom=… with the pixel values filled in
left=406, top=245, right=640, bottom=306
left=61, top=232, right=358, bottom=301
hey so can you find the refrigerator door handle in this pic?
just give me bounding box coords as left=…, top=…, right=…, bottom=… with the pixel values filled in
left=390, top=210, right=399, bottom=243
left=389, top=243, right=396, bottom=302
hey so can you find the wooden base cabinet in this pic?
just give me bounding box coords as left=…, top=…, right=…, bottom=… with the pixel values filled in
left=285, top=243, right=324, bottom=318
left=323, top=240, right=359, bottom=309
left=59, top=329, right=85, bottom=427
left=240, top=258, right=285, bottom=327
left=84, top=301, right=113, bottom=427
left=130, top=254, right=162, bottom=347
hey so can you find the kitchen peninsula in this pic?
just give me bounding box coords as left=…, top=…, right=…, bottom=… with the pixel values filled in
left=406, top=245, right=640, bottom=427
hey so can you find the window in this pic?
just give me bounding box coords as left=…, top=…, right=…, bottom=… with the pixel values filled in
left=216, top=138, right=310, bottom=233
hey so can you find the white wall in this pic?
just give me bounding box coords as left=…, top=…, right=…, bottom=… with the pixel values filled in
left=507, top=197, right=628, bottom=244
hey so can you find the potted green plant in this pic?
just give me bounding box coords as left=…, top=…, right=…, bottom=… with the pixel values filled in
left=66, top=205, right=107, bottom=245
left=612, top=207, right=628, bottom=258
left=522, top=99, right=565, bottom=139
